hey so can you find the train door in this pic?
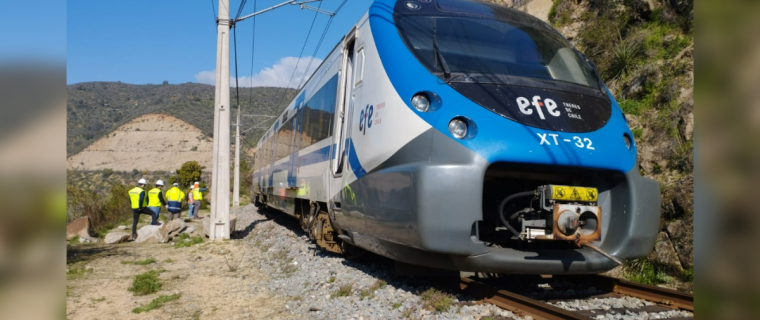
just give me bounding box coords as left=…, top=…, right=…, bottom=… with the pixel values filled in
left=331, top=30, right=356, bottom=176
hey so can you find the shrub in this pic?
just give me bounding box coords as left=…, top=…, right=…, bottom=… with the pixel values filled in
left=420, top=288, right=455, bottom=313
left=128, top=271, right=162, bottom=296
left=176, top=161, right=202, bottom=188
left=623, top=258, right=672, bottom=285
left=132, top=294, right=180, bottom=314
left=331, top=283, right=353, bottom=298
left=173, top=233, right=204, bottom=248
left=121, top=257, right=156, bottom=265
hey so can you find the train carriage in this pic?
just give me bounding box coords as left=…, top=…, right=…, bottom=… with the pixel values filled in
left=252, top=0, right=660, bottom=274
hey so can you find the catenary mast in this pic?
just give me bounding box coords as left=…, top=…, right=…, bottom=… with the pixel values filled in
left=210, top=0, right=231, bottom=240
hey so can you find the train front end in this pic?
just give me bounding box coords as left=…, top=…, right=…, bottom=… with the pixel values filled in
left=362, top=0, right=660, bottom=274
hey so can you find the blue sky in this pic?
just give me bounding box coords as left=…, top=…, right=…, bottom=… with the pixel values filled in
left=0, top=0, right=66, bottom=63
left=66, top=0, right=373, bottom=86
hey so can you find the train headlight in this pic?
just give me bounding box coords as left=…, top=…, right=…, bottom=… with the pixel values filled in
left=411, top=94, right=430, bottom=112
left=448, top=118, right=468, bottom=139
left=623, top=133, right=632, bottom=149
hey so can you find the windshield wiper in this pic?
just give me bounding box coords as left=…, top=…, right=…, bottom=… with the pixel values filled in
left=432, top=20, right=451, bottom=81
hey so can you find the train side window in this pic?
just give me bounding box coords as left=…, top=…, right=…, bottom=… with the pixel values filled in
left=301, top=75, right=339, bottom=149
left=354, top=47, right=365, bottom=87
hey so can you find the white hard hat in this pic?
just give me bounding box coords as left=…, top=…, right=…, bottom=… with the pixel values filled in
left=173, top=182, right=179, bottom=186
left=138, top=178, right=147, bottom=185
left=156, top=180, right=164, bottom=186
left=190, top=185, right=194, bottom=189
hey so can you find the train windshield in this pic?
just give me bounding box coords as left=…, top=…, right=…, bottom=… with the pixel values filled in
left=396, top=15, right=600, bottom=89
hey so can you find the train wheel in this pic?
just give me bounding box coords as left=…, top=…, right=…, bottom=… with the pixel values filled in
left=341, top=241, right=366, bottom=260
left=312, top=210, right=343, bottom=254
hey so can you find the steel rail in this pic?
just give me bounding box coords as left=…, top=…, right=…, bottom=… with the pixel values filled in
left=459, top=277, right=593, bottom=320
left=557, top=275, right=694, bottom=312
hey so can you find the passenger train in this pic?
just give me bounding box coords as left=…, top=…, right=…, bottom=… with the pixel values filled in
left=252, top=0, right=660, bottom=274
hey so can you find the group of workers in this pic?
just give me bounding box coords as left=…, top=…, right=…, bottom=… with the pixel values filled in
left=128, top=179, right=206, bottom=240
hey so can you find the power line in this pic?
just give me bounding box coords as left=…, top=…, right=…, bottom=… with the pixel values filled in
left=247, top=0, right=258, bottom=119
left=210, top=0, right=217, bottom=21
left=272, top=0, right=324, bottom=111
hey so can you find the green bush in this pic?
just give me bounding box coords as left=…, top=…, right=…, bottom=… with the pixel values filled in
left=128, top=271, right=162, bottom=296
left=173, top=233, right=204, bottom=248
left=176, top=161, right=202, bottom=189
left=132, top=294, right=180, bottom=313
left=420, top=288, right=455, bottom=313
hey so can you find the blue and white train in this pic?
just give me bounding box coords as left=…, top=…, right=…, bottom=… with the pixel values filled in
left=252, top=0, right=660, bottom=274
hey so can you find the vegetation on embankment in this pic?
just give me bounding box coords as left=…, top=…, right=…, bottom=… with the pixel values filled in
left=548, top=0, right=693, bottom=289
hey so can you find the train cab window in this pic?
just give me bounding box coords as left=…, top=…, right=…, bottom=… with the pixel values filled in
left=394, top=12, right=600, bottom=89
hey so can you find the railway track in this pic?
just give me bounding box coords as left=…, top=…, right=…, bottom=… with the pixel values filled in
left=459, top=275, right=694, bottom=320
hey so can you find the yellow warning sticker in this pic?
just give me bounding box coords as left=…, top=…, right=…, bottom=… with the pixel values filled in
left=549, top=185, right=598, bottom=202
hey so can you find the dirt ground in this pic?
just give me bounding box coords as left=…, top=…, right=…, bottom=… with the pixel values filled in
left=66, top=219, right=286, bottom=320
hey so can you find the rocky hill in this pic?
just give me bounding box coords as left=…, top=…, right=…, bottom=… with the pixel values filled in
left=67, top=114, right=213, bottom=172
left=67, top=82, right=296, bottom=157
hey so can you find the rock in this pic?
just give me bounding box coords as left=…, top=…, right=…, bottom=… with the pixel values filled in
left=104, top=232, right=130, bottom=244
left=230, top=214, right=237, bottom=234
left=666, top=219, right=694, bottom=268
left=78, top=236, right=98, bottom=243
left=624, top=75, right=647, bottom=99
left=650, top=232, right=683, bottom=272
left=135, top=225, right=170, bottom=243
left=164, top=219, right=187, bottom=237
left=66, top=216, right=95, bottom=241
left=182, top=225, right=196, bottom=234
left=202, top=217, right=210, bottom=238
left=680, top=112, right=694, bottom=141
left=117, top=225, right=128, bottom=230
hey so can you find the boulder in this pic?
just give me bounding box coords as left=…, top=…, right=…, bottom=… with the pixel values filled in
left=66, top=216, right=95, bottom=241
left=650, top=232, right=683, bottom=272
left=230, top=214, right=237, bottom=234
left=666, top=219, right=694, bottom=268
left=78, top=236, right=98, bottom=243
left=135, top=225, right=170, bottom=243
left=202, top=217, right=210, bottom=238
left=117, top=225, right=128, bottom=230
left=182, top=225, right=196, bottom=234
left=104, top=232, right=131, bottom=244
left=164, top=219, right=187, bottom=237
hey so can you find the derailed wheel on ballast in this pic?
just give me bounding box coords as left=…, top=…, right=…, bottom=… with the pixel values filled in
left=311, top=210, right=344, bottom=254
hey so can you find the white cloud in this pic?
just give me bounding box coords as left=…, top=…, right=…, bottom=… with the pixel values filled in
left=194, top=56, right=323, bottom=88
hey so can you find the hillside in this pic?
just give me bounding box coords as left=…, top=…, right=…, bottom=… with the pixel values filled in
left=67, top=82, right=296, bottom=157
left=67, top=114, right=214, bottom=172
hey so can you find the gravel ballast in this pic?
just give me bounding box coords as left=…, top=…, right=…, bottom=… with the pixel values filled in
left=232, top=204, right=693, bottom=320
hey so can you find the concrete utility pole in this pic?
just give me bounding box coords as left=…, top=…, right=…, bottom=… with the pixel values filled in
left=233, top=106, right=240, bottom=207
left=210, top=0, right=231, bottom=240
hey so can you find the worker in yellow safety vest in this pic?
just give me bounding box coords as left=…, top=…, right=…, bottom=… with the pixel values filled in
left=147, top=180, right=167, bottom=223
left=190, top=181, right=206, bottom=220
left=129, top=178, right=156, bottom=240
left=165, top=182, right=185, bottom=221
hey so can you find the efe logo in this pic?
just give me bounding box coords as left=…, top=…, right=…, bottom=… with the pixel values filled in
left=516, top=96, right=561, bottom=120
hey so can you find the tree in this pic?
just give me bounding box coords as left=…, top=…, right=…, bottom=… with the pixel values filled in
left=176, top=161, right=202, bottom=188
left=162, top=80, right=169, bottom=85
